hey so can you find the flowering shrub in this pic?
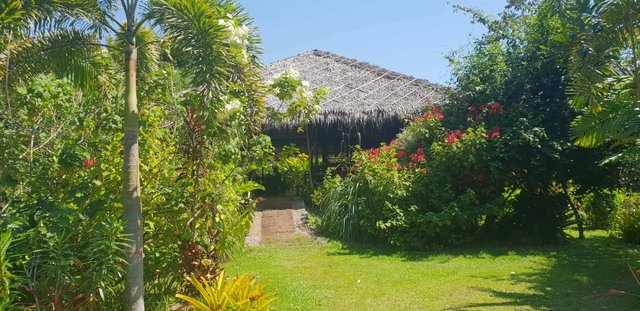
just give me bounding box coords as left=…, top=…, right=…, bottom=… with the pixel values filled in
left=315, top=144, right=411, bottom=241
left=317, top=105, right=507, bottom=247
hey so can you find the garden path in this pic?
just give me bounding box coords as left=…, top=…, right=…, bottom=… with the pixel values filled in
left=245, top=196, right=309, bottom=246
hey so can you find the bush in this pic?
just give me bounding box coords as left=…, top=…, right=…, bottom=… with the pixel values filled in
left=315, top=144, right=410, bottom=242
left=176, top=271, right=274, bottom=311
left=316, top=106, right=507, bottom=248
left=275, top=144, right=310, bottom=197
left=614, top=192, right=640, bottom=244
left=0, top=232, right=15, bottom=309
left=581, top=190, right=617, bottom=229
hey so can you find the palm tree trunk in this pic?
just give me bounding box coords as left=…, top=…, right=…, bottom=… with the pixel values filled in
left=123, top=39, right=145, bottom=311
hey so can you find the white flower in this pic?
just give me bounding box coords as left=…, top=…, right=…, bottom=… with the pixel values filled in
left=218, top=18, right=250, bottom=62
left=303, top=89, right=313, bottom=99
left=225, top=98, right=241, bottom=111
left=285, top=68, right=300, bottom=79
left=302, top=80, right=310, bottom=88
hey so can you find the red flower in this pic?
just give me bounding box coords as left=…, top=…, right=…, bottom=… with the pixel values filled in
left=366, top=148, right=381, bottom=156
left=410, top=153, right=425, bottom=162
left=479, top=103, right=488, bottom=111
left=393, top=163, right=400, bottom=169
left=397, top=150, right=406, bottom=158
left=416, top=148, right=424, bottom=155
left=489, top=102, right=505, bottom=115
left=486, top=127, right=501, bottom=139
left=445, top=130, right=464, bottom=145
left=83, top=158, right=97, bottom=169
left=390, top=139, right=397, bottom=145
left=445, top=132, right=458, bottom=144
left=421, top=169, right=427, bottom=174
left=469, top=106, right=476, bottom=113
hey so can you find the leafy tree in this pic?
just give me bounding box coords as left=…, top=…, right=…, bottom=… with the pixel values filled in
left=446, top=0, right=619, bottom=242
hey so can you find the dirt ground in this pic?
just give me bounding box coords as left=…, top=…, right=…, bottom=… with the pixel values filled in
left=245, top=196, right=310, bottom=246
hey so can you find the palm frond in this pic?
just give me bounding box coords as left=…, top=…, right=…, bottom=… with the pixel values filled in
left=109, top=23, right=159, bottom=83
left=570, top=98, right=640, bottom=147
left=148, top=0, right=262, bottom=101
left=4, top=29, right=108, bottom=89
left=0, top=0, right=23, bottom=26
left=6, top=0, right=118, bottom=38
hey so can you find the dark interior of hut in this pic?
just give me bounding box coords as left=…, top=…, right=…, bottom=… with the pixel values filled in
left=258, top=117, right=405, bottom=198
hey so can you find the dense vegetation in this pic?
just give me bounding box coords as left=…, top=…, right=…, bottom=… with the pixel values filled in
left=316, top=0, right=640, bottom=248
left=0, top=0, right=279, bottom=309
left=0, top=0, right=639, bottom=310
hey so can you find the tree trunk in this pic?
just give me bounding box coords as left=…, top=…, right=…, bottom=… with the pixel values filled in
left=563, top=184, right=584, bottom=239
left=123, top=39, right=145, bottom=311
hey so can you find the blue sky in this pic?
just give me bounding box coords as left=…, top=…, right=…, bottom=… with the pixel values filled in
left=237, top=0, right=507, bottom=85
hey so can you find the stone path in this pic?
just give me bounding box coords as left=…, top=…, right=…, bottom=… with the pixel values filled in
left=245, top=196, right=309, bottom=246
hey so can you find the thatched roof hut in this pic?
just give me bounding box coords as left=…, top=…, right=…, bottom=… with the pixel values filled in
left=262, top=50, right=449, bottom=159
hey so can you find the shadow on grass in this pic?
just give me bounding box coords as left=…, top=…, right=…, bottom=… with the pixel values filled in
left=326, top=233, right=640, bottom=310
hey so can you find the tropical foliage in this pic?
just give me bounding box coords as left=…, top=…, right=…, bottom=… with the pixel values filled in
left=315, top=0, right=639, bottom=247
left=0, top=0, right=273, bottom=309
left=176, top=271, right=274, bottom=311
left=316, top=105, right=507, bottom=247
left=563, top=0, right=640, bottom=154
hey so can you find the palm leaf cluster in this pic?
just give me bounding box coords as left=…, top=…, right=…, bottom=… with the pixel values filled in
left=563, top=0, right=640, bottom=149
left=149, top=0, right=263, bottom=100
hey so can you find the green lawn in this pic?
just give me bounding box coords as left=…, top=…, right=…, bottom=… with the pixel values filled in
left=224, top=231, right=640, bottom=310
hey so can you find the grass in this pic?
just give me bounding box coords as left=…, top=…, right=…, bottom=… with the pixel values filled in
left=224, top=231, right=640, bottom=310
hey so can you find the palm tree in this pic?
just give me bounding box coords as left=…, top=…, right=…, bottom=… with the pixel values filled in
left=1, top=1, right=261, bottom=309
left=565, top=0, right=640, bottom=152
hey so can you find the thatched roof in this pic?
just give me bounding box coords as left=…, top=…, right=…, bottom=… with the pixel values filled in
left=262, top=50, right=449, bottom=129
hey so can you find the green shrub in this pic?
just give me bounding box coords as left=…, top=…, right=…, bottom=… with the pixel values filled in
left=176, top=271, right=275, bottom=311
left=581, top=190, right=617, bottom=229
left=315, top=143, right=410, bottom=242
left=0, top=232, right=15, bottom=309
left=614, top=192, right=640, bottom=244
left=276, top=144, right=310, bottom=197
left=315, top=106, right=507, bottom=248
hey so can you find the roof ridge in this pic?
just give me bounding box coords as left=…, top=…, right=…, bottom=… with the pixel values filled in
left=266, top=49, right=434, bottom=87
